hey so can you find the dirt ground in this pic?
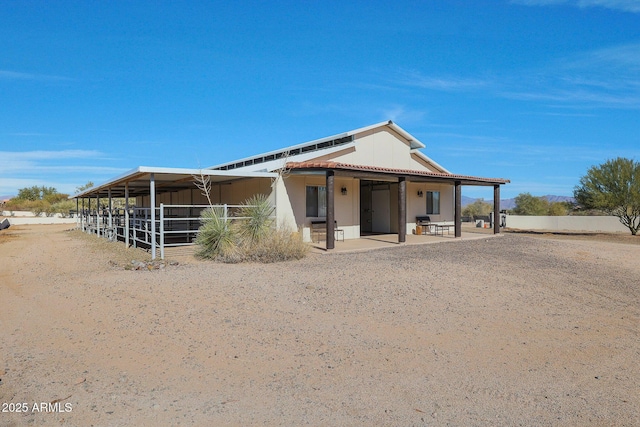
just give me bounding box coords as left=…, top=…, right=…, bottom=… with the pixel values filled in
left=1, top=224, right=638, bottom=426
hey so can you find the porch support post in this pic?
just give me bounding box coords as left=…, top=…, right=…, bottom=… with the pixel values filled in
left=150, top=173, right=157, bottom=259
left=108, top=188, right=113, bottom=237
left=398, top=177, right=406, bottom=243
left=326, top=170, right=335, bottom=250
left=81, top=198, right=85, bottom=231
left=76, top=198, right=79, bottom=229
left=124, top=182, right=130, bottom=247
left=493, top=184, right=501, bottom=234
left=96, top=194, right=101, bottom=237
left=454, top=181, right=462, bottom=238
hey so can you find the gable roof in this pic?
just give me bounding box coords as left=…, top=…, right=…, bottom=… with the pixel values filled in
left=208, top=120, right=444, bottom=172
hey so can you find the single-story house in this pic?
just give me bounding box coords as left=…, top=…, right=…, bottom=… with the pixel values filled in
left=74, top=121, right=509, bottom=258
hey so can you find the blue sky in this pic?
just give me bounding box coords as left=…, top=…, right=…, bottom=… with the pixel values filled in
left=1, top=0, right=638, bottom=200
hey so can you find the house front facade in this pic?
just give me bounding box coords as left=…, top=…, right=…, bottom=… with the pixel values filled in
left=74, top=121, right=509, bottom=256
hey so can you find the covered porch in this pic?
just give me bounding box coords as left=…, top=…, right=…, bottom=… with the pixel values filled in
left=286, top=161, right=510, bottom=250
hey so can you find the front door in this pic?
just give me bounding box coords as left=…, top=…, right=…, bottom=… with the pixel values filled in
left=360, top=181, right=372, bottom=234
left=371, top=185, right=391, bottom=233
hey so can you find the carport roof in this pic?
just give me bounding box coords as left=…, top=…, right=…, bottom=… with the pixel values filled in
left=72, top=166, right=278, bottom=199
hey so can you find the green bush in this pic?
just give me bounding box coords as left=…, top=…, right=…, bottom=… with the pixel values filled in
left=52, top=199, right=77, bottom=217
left=23, top=200, right=48, bottom=217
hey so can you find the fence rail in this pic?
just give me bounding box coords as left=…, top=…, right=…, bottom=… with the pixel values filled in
left=79, top=203, right=272, bottom=259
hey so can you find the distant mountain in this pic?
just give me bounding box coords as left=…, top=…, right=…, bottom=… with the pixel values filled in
left=461, top=196, right=477, bottom=207
left=0, top=195, right=15, bottom=201
left=462, top=195, right=575, bottom=210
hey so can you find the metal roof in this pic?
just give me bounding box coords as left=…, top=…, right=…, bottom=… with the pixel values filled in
left=72, top=166, right=277, bottom=199
left=208, top=120, right=429, bottom=172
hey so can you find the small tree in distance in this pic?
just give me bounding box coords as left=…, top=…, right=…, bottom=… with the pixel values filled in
left=462, top=198, right=492, bottom=219
left=574, top=157, right=640, bottom=235
left=512, top=192, right=549, bottom=215
left=75, top=181, right=94, bottom=194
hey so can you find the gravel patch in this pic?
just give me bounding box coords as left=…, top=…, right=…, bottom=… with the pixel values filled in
left=1, top=225, right=638, bottom=426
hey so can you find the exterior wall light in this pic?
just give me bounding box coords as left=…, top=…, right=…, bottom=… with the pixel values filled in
left=417, top=190, right=424, bottom=197
left=341, top=187, right=347, bottom=195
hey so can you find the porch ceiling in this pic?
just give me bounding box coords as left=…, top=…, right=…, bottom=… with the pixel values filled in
left=72, top=166, right=278, bottom=199
left=286, top=161, right=510, bottom=186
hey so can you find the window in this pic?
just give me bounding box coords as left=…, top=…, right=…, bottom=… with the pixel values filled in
left=427, top=191, right=440, bottom=215
left=306, top=186, right=326, bottom=217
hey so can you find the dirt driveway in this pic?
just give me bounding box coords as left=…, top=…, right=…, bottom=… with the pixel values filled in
left=1, top=225, right=638, bottom=426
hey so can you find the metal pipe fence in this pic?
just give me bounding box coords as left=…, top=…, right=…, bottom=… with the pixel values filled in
left=79, top=203, right=273, bottom=259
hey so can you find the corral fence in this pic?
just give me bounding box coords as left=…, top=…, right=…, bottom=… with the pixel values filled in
left=79, top=203, right=274, bottom=259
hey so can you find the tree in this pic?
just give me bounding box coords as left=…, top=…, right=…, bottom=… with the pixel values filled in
left=548, top=202, right=569, bottom=216
left=16, top=185, right=62, bottom=201
left=75, top=181, right=94, bottom=194
left=574, top=157, right=640, bottom=235
left=462, top=198, right=492, bottom=219
left=513, top=192, right=550, bottom=215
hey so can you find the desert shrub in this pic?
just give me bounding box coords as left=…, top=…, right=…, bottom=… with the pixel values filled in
left=194, top=207, right=240, bottom=261
left=243, top=228, right=308, bottom=263
left=548, top=202, right=568, bottom=216
left=23, top=199, right=49, bottom=217
left=45, top=203, right=57, bottom=217
left=195, top=196, right=308, bottom=263
left=52, top=199, right=77, bottom=217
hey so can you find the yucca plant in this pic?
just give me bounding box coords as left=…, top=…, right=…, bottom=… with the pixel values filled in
left=237, top=194, right=274, bottom=245
left=194, top=207, right=239, bottom=260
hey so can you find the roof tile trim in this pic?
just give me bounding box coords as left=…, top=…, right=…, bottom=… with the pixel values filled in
left=286, top=161, right=510, bottom=184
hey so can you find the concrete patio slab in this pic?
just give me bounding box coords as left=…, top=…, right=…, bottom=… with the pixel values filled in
left=309, top=230, right=501, bottom=254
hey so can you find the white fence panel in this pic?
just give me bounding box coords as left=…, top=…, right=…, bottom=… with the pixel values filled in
left=505, top=215, right=629, bottom=233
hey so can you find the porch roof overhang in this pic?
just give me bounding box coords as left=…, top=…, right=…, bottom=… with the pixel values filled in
left=71, top=166, right=278, bottom=199
left=285, top=161, right=510, bottom=186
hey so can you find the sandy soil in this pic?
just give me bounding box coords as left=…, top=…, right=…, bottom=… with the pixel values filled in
left=1, top=224, right=638, bottom=426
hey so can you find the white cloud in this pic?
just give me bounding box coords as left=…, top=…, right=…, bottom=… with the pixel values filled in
left=502, top=43, right=640, bottom=109
left=0, top=150, right=104, bottom=172
left=512, top=0, right=640, bottom=13
left=0, top=69, right=72, bottom=81
left=392, top=69, right=489, bottom=91
left=0, top=178, right=81, bottom=197
left=0, top=150, right=102, bottom=160
left=0, top=150, right=126, bottom=196
left=381, top=105, right=426, bottom=124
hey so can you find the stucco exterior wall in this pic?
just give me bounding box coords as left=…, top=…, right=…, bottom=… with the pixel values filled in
left=404, top=182, right=454, bottom=232
left=311, top=128, right=435, bottom=172
left=282, top=175, right=360, bottom=242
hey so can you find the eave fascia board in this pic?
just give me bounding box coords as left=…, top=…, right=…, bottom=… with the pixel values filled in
left=410, top=150, right=451, bottom=174
left=71, top=166, right=278, bottom=199
left=384, top=121, right=426, bottom=150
